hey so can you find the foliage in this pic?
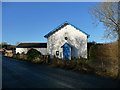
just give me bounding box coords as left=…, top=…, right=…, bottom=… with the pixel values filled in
left=9, top=41, right=119, bottom=79
left=89, top=45, right=97, bottom=60
left=1, top=42, right=8, bottom=46
left=26, top=49, right=42, bottom=61
left=1, top=42, right=16, bottom=50
left=1, top=42, right=8, bottom=49
left=89, top=2, right=120, bottom=78
left=87, top=42, right=96, bottom=59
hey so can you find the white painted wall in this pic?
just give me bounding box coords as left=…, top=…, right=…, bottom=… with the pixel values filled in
left=16, top=48, right=47, bottom=55
left=16, top=48, right=28, bottom=54
left=47, top=24, right=87, bottom=59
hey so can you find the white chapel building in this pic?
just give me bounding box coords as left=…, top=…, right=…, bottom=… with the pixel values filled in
left=16, top=22, right=89, bottom=60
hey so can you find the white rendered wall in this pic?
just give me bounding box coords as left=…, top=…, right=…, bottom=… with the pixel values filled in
left=34, top=48, right=47, bottom=55
left=16, top=48, right=28, bottom=54
left=16, top=48, right=47, bottom=55
left=47, top=24, right=87, bottom=59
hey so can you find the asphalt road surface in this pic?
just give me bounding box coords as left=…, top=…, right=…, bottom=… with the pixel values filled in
left=2, top=56, right=120, bottom=88
left=0, top=55, right=2, bottom=89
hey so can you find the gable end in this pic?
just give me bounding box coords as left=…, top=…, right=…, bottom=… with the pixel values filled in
left=44, top=22, right=90, bottom=38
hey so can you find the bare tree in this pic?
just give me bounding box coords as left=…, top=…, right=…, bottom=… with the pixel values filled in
left=89, top=2, right=119, bottom=39
left=89, top=1, right=120, bottom=78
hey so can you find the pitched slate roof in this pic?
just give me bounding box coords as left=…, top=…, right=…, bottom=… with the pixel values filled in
left=16, top=43, right=47, bottom=48
left=44, top=21, right=90, bottom=38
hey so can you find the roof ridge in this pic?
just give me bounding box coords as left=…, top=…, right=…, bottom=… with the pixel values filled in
left=44, top=21, right=90, bottom=38
left=19, top=42, right=47, bottom=44
left=17, top=43, right=47, bottom=48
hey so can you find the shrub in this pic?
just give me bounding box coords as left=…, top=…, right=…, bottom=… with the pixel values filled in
left=16, top=53, right=20, bottom=59
left=26, top=49, right=42, bottom=61
left=21, top=52, right=25, bottom=55
left=89, top=45, right=97, bottom=60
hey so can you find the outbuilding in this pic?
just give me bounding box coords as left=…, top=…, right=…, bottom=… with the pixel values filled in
left=16, top=43, right=47, bottom=55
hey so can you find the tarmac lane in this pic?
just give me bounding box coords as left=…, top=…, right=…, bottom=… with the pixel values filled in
left=2, top=56, right=120, bottom=88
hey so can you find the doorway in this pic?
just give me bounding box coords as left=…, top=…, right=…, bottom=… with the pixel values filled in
left=61, top=43, right=72, bottom=60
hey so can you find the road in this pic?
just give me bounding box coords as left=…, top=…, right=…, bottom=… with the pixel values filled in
left=2, top=56, right=120, bottom=88
left=0, top=55, right=2, bottom=89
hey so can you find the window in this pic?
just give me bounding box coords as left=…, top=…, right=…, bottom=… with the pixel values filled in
left=56, top=51, right=59, bottom=56
left=65, top=37, right=68, bottom=40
